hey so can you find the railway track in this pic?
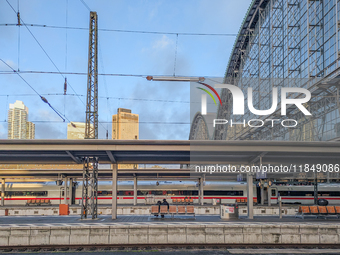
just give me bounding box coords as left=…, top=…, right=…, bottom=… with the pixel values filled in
left=1, top=243, right=340, bottom=253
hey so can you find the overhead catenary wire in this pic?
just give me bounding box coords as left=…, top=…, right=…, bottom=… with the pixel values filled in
left=0, top=23, right=321, bottom=38
left=64, top=0, right=68, bottom=115
left=0, top=70, right=215, bottom=79
left=4, top=0, right=110, bottom=136
left=0, top=23, right=239, bottom=37
left=5, top=0, right=85, bottom=109
left=0, top=60, right=87, bottom=135
left=0, top=120, right=191, bottom=124
left=80, top=0, right=91, bottom=11
left=0, top=93, right=198, bottom=104
left=17, top=0, right=20, bottom=71
left=1, top=0, right=194, bottom=139
left=0, top=59, right=65, bottom=122
left=99, top=41, right=112, bottom=139
left=79, top=0, right=111, bottom=137
left=173, top=34, right=178, bottom=77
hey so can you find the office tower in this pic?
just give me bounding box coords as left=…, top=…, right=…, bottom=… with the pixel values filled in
left=26, top=122, right=35, bottom=139
left=67, top=122, right=86, bottom=139
left=8, top=100, right=35, bottom=139
left=112, top=108, right=139, bottom=169
left=112, top=108, right=139, bottom=140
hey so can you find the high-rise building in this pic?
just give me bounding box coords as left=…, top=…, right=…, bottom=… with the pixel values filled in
left=112, top=108, right=139, bottom=169
left=26, top=122, right=35, bottom=139
left=8, top=100, right=35, bottom=139
left=67, top=122, right=86, bottom=139
left=112, top=108, right=139, bottom=140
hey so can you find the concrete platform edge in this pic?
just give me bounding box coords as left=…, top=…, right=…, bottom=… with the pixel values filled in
left=0, top=223, right=339, bottom=246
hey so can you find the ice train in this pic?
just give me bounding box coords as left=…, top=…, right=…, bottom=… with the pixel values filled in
left=2, top=181, right=340, bottom=205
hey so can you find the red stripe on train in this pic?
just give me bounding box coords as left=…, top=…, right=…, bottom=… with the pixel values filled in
left=2, top=196, right=340, bottom=201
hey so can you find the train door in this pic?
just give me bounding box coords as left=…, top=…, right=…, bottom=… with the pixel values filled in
left=263, top=187, right=268, bottom=204
left=71, top=182, right=76, bottom=204
left=256, top=186, right=261, bottom=204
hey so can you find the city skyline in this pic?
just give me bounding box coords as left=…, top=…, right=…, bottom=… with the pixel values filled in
left=0, top=0, right=251, bottom=140
left=112, top=108, right=139, bottom=169
left=7, top=100, right=35, bottom=139
left=5, top=100, right=143, bottom=139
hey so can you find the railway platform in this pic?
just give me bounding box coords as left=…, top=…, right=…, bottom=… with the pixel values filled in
left=0, top=204, right=299, bottom=217
left=0, top=215, right=339, bottom=247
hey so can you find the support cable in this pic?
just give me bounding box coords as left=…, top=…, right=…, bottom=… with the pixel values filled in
left=80, top=0, right=91, bottom=11
left=0, top=59, right=65, bottom=122
left=99, top=41, right=112, bottom=138
left=1, top=23, right=317, bottom=37
left=64, top=0, right=68, bottom=115
left=173, top=34, right=178, bottom=76
left=17, top=0, right=20, bottom=71
left=5, top=0, right=85, bottom=108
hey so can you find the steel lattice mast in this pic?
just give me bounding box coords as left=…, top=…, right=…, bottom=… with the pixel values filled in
left=85, top=11, right=98, bottom=139
left=82, top=11, right=99, bottom=220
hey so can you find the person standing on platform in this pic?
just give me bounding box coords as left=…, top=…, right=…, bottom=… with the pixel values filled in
left=161, top=199, right=169, bottom=218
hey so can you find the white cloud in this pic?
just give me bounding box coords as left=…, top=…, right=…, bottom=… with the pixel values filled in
left=152, top=35, right=173, bottom=50
left=0, top=123, right=6, bottom=139
left=34, top=108, right=61, bottom=122
left=0, top=59, right=17, bottom=71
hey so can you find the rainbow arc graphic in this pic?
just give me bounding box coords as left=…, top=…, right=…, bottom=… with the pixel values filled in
left=196, top=82, right=222, bottom=106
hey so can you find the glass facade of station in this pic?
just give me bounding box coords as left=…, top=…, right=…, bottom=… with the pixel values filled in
left=210, top=0, right=340, bottom=141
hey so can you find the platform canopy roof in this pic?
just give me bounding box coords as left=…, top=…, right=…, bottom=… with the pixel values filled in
left=0, top=139, right=339, bottom=179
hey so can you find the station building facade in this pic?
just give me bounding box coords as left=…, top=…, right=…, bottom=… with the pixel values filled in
left=190, top=0, right=340, bottom=142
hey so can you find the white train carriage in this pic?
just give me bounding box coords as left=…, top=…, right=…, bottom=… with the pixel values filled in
left=1, top=181, right=340, bottom=206
left=95, top=181, right=250, bottom=205
left=1, top=181, right=251, bottom=205
left=275, top=183, right=340, bottom=205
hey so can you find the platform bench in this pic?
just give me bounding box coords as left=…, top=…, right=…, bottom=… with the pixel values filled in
left=296, top=205, right=339, bottom=219
left=151, top=205, right=195, bottom=218
left=26, top=199, right=51, bottom=206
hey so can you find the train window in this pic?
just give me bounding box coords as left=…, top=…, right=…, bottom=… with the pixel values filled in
left=117, top=191, right=133, bottom=196
left=271, top=190, right=276, bottom=196
left=97, top=191, right=112, bottom=196
left=137, top=191, right=148, bottom=196
left=167, top=190, right=199, bottom=196
left=137, top=190, right=199, bottom=196
left=289, top=191, right=313, bottom=196
left=123, top=191, right=134, bottom=196
left=204, top=191, right=243, bottom=196
left=278, top=191, right=289, bottom=196
left=5, top=191, right=47, bottom=197
left=152, top=191, right=164, bottom=195
left=322, top=192, right=340, bottom=196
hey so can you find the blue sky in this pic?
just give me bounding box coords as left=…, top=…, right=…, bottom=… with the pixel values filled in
left=0, top=0, right=251, bottom=139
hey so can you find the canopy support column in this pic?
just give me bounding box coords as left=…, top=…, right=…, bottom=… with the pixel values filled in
left=268, top=180, right=271, bottom=207
left=247, top=173, right=254, bottom=219
left=133, top=175, right=137, bottom=206
left=200, top=177, right=204, bottom=206
left=64, top=176, right=68, bottom=204
left=1, top=178, right=4, bottom=206
left=112, top=163, right=118, bottom=220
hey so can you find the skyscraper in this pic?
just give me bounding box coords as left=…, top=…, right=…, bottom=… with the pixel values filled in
left=112, top=108, right=139, bottom=169
left=26, top=122, right=35, bottom=139
left=67, top=122, right=86, bottom=139
left=8, top=100, right=35, bottom=139
left=112, top=108, right=139, bottom=140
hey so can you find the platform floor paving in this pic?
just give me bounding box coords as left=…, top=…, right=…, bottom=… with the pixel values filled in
left=0, top=215, right=339, bottom=227
left=5, top=249, right=340, bottom=255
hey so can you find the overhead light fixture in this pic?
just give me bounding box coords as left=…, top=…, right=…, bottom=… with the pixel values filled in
left=146, top=76, right=205, bottom=82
